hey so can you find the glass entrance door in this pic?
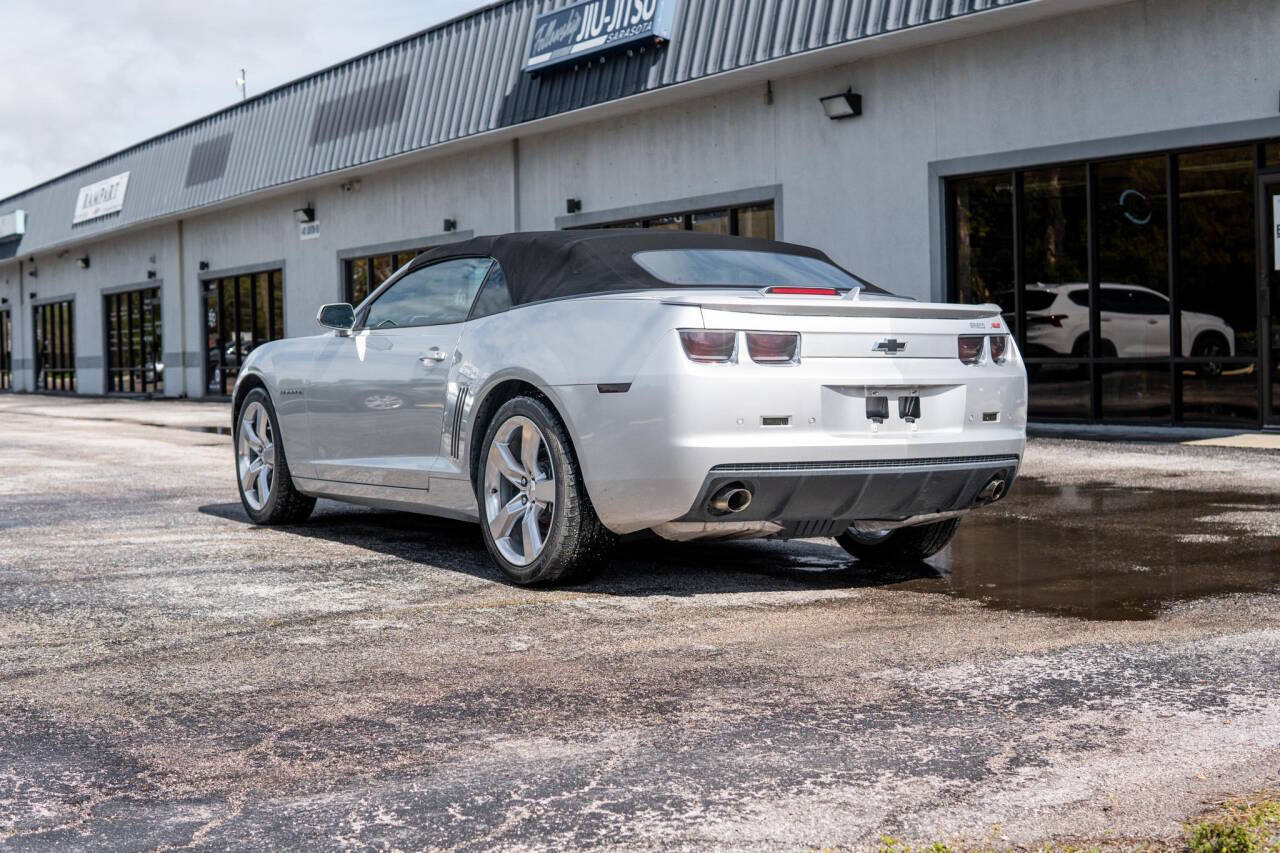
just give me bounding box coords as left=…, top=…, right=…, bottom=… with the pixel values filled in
left=1265, top=179, right=1280, bottom=426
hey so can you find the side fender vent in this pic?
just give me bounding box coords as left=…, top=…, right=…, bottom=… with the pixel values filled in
left=450, top=385, right=470, bottom=459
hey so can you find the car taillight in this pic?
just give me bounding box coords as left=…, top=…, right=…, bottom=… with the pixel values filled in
left=746, top=332, right=799, bottom=363
left=679, top=330, right=737, bottom=363
left=989, top=335, right=1010, bottom=364
left=958, top=335, right=985, bottom=365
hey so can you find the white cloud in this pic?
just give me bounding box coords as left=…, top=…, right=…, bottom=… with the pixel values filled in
left=0, top=0, right=486, bottom=198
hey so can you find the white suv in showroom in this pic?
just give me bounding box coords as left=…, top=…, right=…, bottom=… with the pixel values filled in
left=1024, top=282, right=1235, bottom=363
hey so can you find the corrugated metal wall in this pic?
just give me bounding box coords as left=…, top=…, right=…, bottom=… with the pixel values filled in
left=0, top=0, right=1028, bottom=255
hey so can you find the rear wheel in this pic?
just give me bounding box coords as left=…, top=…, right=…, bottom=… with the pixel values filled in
left=476, top=396, right=615, bottom=586
left=835, top=518, right=961, bottom=564
left=235, top=388, right=316, bottom=525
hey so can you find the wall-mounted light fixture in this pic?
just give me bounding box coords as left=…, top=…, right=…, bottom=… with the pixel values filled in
left=293, top=205, right=316, bottom=224
left=819, top=89, right=863, bottom=120
left=77, top=255, right=90, bottom=270
left=147, top=270, right=157, bottom=280
left=443, top=218, right=457, bottom=232
left=566, top=198, right=582, bottom=214
left=26, top=258, right=37, bottom=278
left=198, top=260, right=210, bottom=272
left=1, top=297, right=8, bottom=305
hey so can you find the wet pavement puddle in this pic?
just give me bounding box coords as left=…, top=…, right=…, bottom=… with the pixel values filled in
left=900, top=477, right=1280, bottom=620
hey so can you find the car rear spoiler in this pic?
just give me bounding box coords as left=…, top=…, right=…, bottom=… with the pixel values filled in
left=658, top=293, right=1005, bottom=320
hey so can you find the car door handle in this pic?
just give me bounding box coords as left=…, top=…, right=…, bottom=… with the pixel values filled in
left=419, top=349, right=448, bottom=364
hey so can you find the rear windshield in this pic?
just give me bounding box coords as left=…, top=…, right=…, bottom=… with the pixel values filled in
left=633, top=249, right=881, bottom=292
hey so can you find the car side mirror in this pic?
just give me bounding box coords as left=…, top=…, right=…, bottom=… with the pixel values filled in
left=317, top=303, right=355, bottom=333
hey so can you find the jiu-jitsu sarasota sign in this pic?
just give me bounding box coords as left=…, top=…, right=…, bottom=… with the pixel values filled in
left=524, top=0, right=677, bottom=72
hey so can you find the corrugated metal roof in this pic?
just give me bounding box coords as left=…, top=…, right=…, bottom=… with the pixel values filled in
left=0, top=0, right=1031, bottom=256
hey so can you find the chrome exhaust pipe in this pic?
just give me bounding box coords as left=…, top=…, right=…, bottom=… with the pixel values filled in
left=709, top=484, right=753, bottom=515
left=976, top=474, right=1008, bottom=505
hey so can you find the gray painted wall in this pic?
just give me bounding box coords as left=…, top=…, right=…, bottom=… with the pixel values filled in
left=1, top=0, right=1276, bottom=397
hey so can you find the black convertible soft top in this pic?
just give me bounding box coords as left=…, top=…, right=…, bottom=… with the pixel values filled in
left=410, top=230, right=879, bottom=306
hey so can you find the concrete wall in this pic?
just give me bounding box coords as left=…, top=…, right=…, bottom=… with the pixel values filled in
left=2, top=0, right=1277, bottom=397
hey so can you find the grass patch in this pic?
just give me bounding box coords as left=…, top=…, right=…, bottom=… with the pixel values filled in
left=1186, top=794, right=1280, bottom=853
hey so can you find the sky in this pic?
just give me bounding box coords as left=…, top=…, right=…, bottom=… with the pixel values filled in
left=0, top=0, right=487, bottom=199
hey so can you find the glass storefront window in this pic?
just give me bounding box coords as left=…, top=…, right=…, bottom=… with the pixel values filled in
left=34, top=299, right=76, bottom=392
left=1178, top=147, right=1256, bottom=357
left=951, top=173, right=1014, bottom=333
left=691, top=209, right=730, bottom=234
left=648, top=214, right=686, bottom=231
left=737, top=204, right=775, bottom=240
left=1028, top=363, right=1090, bottom=420
left=1099, top=364, right=1172, bottom=422
left=1022, top=166, right=1090, bottom=359
left=0, top=310, right=11, bottom=391
left=951, top=141, right=1276, bottom=426
left=579, top=202, right=776, bottom=240
left=344, top=249, right=427, bottom=305
left=1181, top=366, right=1258, bottom=425
left=204, top=270, right=284, bottom=396
left=1096, top=156, right=1170, bottom=358
left=105, top=287, right=162, bottom=394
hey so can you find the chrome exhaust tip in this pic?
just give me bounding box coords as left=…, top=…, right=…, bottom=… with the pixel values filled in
left=709, top=484, right=753, bottom=515
left=976, top=473, right=1009, bottom=505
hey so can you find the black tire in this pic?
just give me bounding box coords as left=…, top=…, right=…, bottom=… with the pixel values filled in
left=234, top=387, right=316, bottom=525
left=475, top=396, right=615, bottom=586
left=1190, top=333, right=1229, bottom=377
left=835, top=518, right=961, bottom=564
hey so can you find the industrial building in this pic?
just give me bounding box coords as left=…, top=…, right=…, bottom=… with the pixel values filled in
left=0, top=0, right=1277, bottom=427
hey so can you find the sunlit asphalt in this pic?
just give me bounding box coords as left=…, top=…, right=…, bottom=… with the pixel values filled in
left=1, top=395, right=1278, bottom=849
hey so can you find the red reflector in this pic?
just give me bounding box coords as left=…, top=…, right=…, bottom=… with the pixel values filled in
left=991, top=321, right=1002, bottom=329
left=765, top=286, right=840, bottom=296
left=746, top=332, right=799, bottom=363
left=679, top=329, right=736, bottom=363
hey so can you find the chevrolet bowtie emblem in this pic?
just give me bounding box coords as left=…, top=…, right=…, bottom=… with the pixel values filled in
left=873, top=338, right=907, bottom=355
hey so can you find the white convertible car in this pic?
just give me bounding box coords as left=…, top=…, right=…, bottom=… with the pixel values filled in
left=232, top=231, right=1027, bottom=585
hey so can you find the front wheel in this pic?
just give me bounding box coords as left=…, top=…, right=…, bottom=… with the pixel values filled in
left=476, top=396, right=615, bottom=586
left=235, top=388, right=316, bottom=525
left=835, top=518, right=961, bottom=564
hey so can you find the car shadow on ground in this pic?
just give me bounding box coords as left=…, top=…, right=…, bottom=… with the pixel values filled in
left=197, top=501, right=941, bottom=596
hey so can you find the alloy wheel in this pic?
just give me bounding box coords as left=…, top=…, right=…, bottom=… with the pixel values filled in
left=484, top=416, right=556, bottom=566
left=237, top=400, right=276, bottom=511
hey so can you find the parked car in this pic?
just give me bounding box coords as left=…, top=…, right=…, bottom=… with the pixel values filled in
left=232, top=231, right=1027, bottom=585
left=1024, top=282, right=1235, bottom=364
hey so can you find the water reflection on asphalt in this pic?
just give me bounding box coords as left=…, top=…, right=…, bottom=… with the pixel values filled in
left=902, top=477, right=1280, bottom=620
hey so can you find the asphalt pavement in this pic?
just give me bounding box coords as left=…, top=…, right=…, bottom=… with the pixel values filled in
left=0, top=395, right=1277, bottom=850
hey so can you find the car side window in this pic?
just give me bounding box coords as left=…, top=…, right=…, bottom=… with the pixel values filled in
left=1130, top=290, right=1168, bottom=315
left=363, top=258, right=493, bottom=329
left=468, top=262, right=513, bottom=320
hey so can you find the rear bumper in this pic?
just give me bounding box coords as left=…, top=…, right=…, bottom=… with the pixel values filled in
left=675, top=454, right=1020, bottom=539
